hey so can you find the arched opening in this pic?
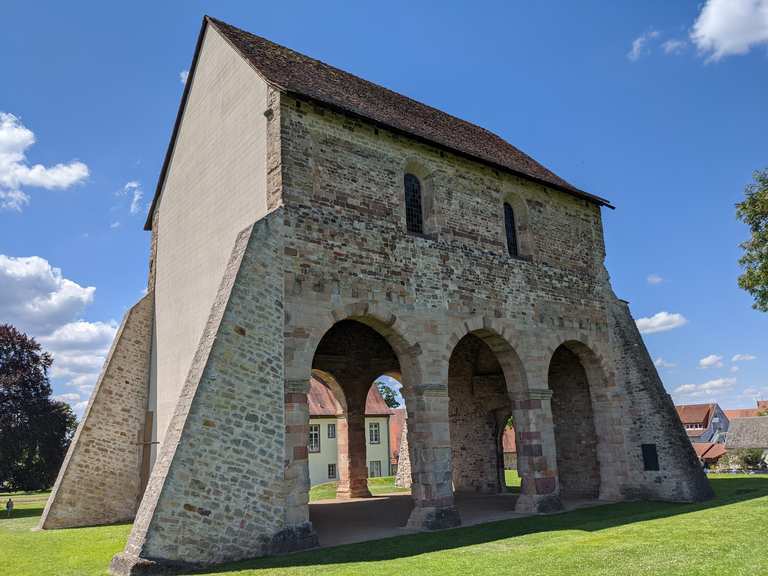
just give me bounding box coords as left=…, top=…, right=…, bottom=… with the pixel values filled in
left=448, top=333, right=514, bottom=494
left=548, top=343, right=601, bottom=500
left=404, top=173, right=424, bottom=235
left=504, top=202, right=518, bottom=257
left=310, top=320, right=402, bottom=499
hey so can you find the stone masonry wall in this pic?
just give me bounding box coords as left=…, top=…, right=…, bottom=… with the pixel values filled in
left=111, top=211, right=312, bottom=575
left=40, top=293, right=153, bottom=529
left=609, top=300, right=713, bottom=502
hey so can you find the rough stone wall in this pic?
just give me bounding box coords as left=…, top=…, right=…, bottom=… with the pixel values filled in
left=549, top=346, right=600, bottom=499
left=112, top=211, right=313, bottom=575
left=395, top=420, right=412, bottom=488
left=609, top=300, right=713, bottom=502
left=40, top=293, right=153, bottom=529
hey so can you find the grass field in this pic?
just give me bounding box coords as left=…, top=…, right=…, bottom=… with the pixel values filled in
left=2, top=474, right=767, bottom=575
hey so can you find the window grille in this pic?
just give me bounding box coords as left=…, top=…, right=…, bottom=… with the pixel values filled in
left=328, top=463, right=337, bottom=479
left=504, top=202, right=519, bottom=257
left=404, top=173, right=424, bottom=235
left=369, top=460, right=382, bottom=477
left=327, top=423, right=336, bottom=439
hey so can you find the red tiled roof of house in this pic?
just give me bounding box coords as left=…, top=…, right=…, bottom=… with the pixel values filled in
left=725, top=408, right=760, bottom=420
left=705, top=443, right=726, bottom=461
left=307, top=377, right=392, bottom=417
left=693, top=443, right=714, bottom=459
left=502, top=427, right=516, bottom=453
left=676, top=403, right=715, bottom=427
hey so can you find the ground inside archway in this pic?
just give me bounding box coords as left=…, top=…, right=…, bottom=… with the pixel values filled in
left=308, top=491, right=605, bottom=548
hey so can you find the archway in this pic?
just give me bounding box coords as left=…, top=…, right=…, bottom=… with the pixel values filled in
left=548, top=342, right=601, bottom=500
left=311, top=320, right=402, bottom=499
left=448, top=333, right=514, bottom=494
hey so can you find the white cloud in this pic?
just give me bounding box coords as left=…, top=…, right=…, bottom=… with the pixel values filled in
left=732, top=354, right=757, bottom=362
left=110, top=221, right=120, bottom=229
left=54, top=392, right=81, bottom=403
left=662, top=39, right=688, bottom=54
left=628, top=30, right=660, bottom=61
left=180, top=70, right=189, bottom=84
left=647, top=273, right=664, bottom=285
left=655, top=357, right=677, bottom=369
left=730, top=366, right=740, bottom=373
left=674, top=377, right=737, bottom=398
left=0, top=254, right=117, bottom=418
left=0, top=112, right=89, bottom=211
left=699, top=354, right=724, bottom=369
left=0, top=255, right=95, bottom=334
left=691, top=0, right=768, bottom=61
left=636, top=311, right=688, bottom=334
left=117, top=181, right=144, bottom=215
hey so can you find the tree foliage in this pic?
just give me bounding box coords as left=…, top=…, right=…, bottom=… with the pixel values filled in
left=377, top=381, right=401, bottom=409
left=736, top=169, right=768, bottom=311
left=0, top=324, right=78, bottom=491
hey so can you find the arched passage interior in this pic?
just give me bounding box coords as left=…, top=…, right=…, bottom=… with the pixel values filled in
left=548, top=343, right=601, bottom=500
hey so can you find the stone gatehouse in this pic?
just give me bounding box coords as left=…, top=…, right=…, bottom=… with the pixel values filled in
left=39, top=16, right=711, bottom=575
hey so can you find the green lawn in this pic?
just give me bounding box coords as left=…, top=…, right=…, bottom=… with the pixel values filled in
left=2, top=475, right=767, bottom=575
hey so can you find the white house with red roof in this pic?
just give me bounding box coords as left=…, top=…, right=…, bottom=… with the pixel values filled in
left=675, top=403, right=729, bottom=444
left=307, top=378, right=393, bottom=486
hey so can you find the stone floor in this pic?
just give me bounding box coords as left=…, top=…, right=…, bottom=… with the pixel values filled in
left=309, top=492, right=605, bottom=548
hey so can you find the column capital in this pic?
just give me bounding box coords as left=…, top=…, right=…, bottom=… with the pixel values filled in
left=285, top=378, right=310, bottom=394
left=413, top=383, right=449, bottom=397
left=527, top=388, right=553, bottom=400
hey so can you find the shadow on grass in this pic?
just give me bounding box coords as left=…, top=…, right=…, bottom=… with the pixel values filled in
left=2, top=505, right=45, bottom=520
left=199, top=477, right=768, bottom=574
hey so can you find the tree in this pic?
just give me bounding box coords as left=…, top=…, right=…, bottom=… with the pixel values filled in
left=736, top=169, right=768, bottom=311
left=377, top=381, right=401, bottom=409
left=0, top=324, right=78, bottom=492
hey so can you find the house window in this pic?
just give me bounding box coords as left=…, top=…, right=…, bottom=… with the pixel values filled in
left=308, top=424, right=320, bottom=453
left=328, top=463, right=337, bottom=479
left=369, top=460, right=382, bottom=478
left=327, top=423, right=336, bottom=439
left=641, top=443, right=660, bottom=471
left=404, top=173, right=424, bottom=235
left=504, top=202, right=518, bottom=257
left=369, top=422, right=381, bottom=444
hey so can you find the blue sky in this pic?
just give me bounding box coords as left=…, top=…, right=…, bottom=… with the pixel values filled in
left=1, top=1, right=767, bottom=416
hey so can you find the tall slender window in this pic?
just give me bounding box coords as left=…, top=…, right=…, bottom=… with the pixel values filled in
left=504, top=202, right=519, bottom=257
left=404, top=173, right=424, bottom=235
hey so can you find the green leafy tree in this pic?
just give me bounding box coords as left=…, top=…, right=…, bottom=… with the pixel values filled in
left=377, top=381, right=401, bottom=409
left=0, top=324, right=78, bottom=491
left=736, top=169, right=768, bottom=311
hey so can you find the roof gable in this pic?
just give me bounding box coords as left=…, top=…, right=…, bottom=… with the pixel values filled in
left=146, top=16, right=611, bottom=229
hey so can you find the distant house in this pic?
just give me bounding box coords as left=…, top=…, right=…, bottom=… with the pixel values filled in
left=675, top=403, right=729, bottom=444
left=725, top=416, right=768, bottom=461
left=692, top=443, right=727, bottom=468
left=308, top=378, right=392, bottom=486
left=502, top=426, right=517, bottom=469
left=724, top=400, right=768, bottom=421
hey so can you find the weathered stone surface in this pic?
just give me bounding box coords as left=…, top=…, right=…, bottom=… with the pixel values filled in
left=39, top=293, right=153, bottom=529
left=395, top=421, right=412, bottom=489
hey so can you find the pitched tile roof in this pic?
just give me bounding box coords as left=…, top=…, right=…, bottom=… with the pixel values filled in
left=675, top=403, right=716, bottom=427
left=726, top=416, right=768, bottom=450
left=692, top=442, right=726, bottom=462
left=307, top=377, right=392, bottom=417
left=725, top=408, right=761, bottom=420
left=145, top=16, right=612, bottom=229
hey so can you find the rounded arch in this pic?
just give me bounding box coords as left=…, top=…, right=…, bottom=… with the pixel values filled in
left=311, top=369, right=347, bottom=414
left=545, top=339, right=611, bottom=392
left=500, top=189, right=533, bottom=260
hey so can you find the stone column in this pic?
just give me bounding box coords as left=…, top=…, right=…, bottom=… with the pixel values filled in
left=283, top=379, right=315, bottom=530
left=513, top=388, right=563, bottom=513
left=336, top=408, right=371, bottom=498
left=406, top=385, right=461, bottom=530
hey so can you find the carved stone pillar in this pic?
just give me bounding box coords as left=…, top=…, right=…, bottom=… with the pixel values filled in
left=513, top=388, right=563, bottom=513
left=406, top=385, right=461, bottom=530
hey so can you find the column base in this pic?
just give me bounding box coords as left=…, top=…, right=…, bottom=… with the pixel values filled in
left=336, top=481, right=372, bottom=499
left=406, top=504, right=461, bottom=530
left=514, top=493, right=563, bottom=514
left=109, top=523, right=318, bottom=575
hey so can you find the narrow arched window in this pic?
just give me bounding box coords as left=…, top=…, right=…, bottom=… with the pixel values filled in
left=504, top=202, right=518, bottom=257
left=404, top=173, right=424, bottom=235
